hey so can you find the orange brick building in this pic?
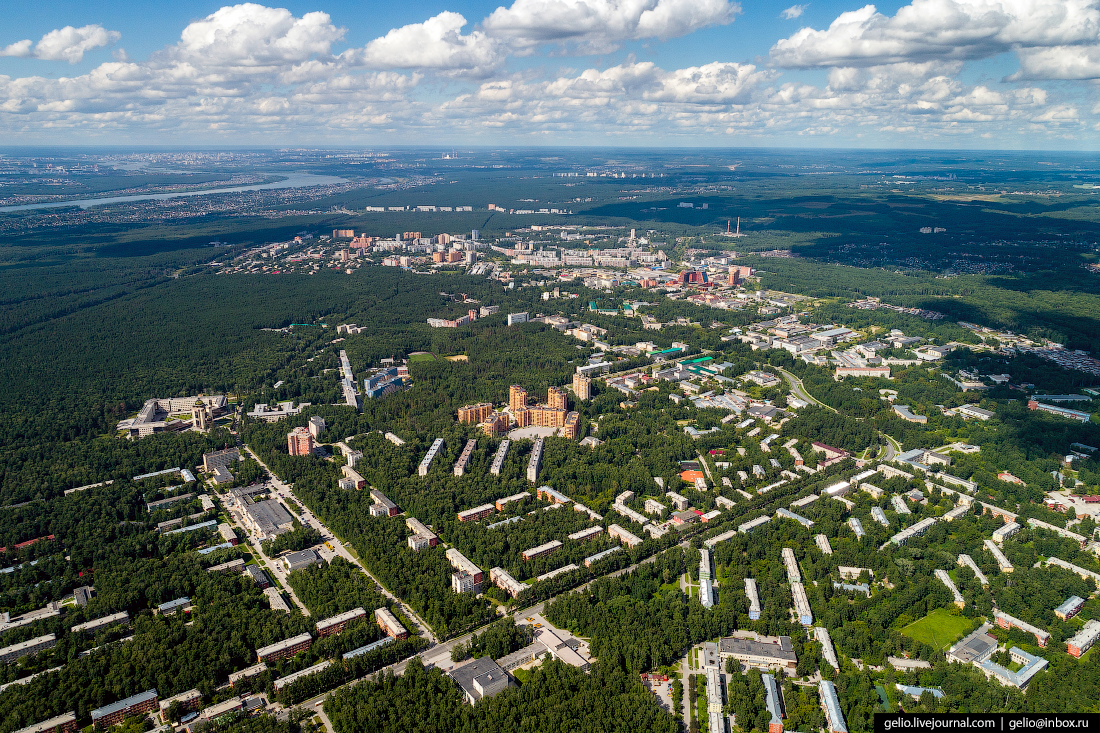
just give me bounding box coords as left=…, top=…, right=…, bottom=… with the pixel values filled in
left=458, top=403, right=493, bottom=424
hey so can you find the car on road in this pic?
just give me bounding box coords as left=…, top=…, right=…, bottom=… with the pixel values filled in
left=526, top=617, right=534, bottom=622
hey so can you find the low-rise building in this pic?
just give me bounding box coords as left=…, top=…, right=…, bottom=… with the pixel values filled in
left=228, top=663, right=267, bottom=687
left=159, top=689, right=201, bottom=720
left=282, top=549, right=323, bottom=573
left=490, top=567, right=527, bottom=598
left=316, top=607, right=367, bottom=637
left=820, top=680, right=848, bottom=733
left=375, top=607, right=408, bottom=640
left=91, top=690, right=159, bottom=727
left=567, top=526, right=603, bottom=542
left=256, top=633, right=312, bottom=662
left=995, top=611, right=1050, bottom=647
left=71, top=611, right=129, bottom=635
left=1055, top=595, right=1085, bottom=621
left=457, top=504, right=496, bottom=523
left=13, top=714, right=77, bottom=733
left=745, top=579, right=762, bottom=620
left=584, top=547, right=621, bottom=567
left=449, top=657, right=511, bottom=705
left=608, top=524, right=642, bottom=548
left=1068, top=619, right=1100, bottom=658
left=718, top=635, right=797, bottom=671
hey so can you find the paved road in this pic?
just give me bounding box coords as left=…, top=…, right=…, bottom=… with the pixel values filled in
left=243, top=446, right=437, bottom=643
left=881, top=434, right=901, bottom=461
left=779, top=368, right=834, bottom=412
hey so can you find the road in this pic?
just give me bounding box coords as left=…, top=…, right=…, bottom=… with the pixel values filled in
left=779, top=368, right=833, bottom=412
left=242, top=446, right=437, bottom=644
left=881, top=434, right=901, bottom=461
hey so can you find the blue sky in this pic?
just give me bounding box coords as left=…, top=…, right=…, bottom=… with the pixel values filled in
left=1, top=0, right=1097, bottom=147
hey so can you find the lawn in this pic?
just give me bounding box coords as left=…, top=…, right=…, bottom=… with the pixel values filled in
left=408, top=352, right=437, bottom=362
left=900, top=608, right=976, bottom=650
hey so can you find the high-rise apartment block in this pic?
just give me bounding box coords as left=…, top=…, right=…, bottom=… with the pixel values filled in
left=572, top=374, right=591, bottom=400
left=547, top=386, right=568, bottom=411
left=458, top=403, right=493, bottom=424
left=287, top=427, right=314, bottom=456
left=480, top=413, right=511, bottom=437
left=509, top=385, right=528, bottom=412
left=563, top=411, right=581, bottom=439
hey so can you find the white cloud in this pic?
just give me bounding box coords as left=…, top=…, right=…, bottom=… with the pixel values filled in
left=770, top=0, right=1100, bottom=68
left=354, top=12, right=500, bottom=74
left=1011, top=45, right=1100, bottom=79
left=1, top=25, right=121, bottom=63
left=782, top=5, right=807, bottom=20
left=482, top=0, right=739, bottom=52
left=170, top=4, right=344, bottom=67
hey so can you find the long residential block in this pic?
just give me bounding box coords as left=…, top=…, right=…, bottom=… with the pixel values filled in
left=0, top=634, right=56, bottom=663
left=91, top=690, right=158, bottom=728
left=256, top=633, right=312, bottom=662
left=522, top=540, right=563, bottom=561
left=419, top=438, right=445, bottom=476
left=375, top=607, right=408, bottom=640
left=316, top=607, right=367, bottom=637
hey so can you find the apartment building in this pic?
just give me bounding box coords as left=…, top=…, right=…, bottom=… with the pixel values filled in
left=287, top=427, right=314, bottom=456
left=458, top=403, right=493, bottom=424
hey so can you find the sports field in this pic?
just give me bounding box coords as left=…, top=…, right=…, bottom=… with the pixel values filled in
left=900, top=608, right=976, bottom=650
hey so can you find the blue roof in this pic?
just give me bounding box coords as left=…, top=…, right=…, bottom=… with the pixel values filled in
left=344, top=636, right=395, bottom=659
left=91, top=689, right=158, bottom=720
left=897, top=684, right=945, bottom=699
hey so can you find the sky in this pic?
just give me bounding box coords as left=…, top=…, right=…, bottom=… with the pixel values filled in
left=1, top=0, right=1099, bottom=148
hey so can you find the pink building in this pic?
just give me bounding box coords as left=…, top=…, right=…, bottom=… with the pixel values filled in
left=288, top=427, right=314, bottom=456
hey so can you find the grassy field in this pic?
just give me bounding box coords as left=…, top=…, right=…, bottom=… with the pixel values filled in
left=408, top=352, right=437, bottom=362
left=900, top=608, right=976, bottom=650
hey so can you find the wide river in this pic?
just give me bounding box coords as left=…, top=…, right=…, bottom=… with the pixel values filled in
left=0, top=172, right=347, bottom=213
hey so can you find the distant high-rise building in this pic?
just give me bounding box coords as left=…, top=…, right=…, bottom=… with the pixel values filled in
left=509, top=385, right=528, bottom=412
left=572, top=374, right=591, bottom=400
left=308, top=416, right=325, bottom=441
left=548, top=386, right=568, bottom=411
left=288, top=427, right=314, bottom=456
left=471, top=230, right=479, bottom=240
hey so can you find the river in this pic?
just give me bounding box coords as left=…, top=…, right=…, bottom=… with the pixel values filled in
left=0, top=172, right=348, bottom=213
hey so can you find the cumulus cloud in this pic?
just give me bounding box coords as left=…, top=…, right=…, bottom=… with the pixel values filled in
left=482, top=0, right=739, bottom=52
left=781, top=5, right=807, bottom=20
left=1, top=25, right=121, bottom=63
left=541, top=61, right=768, bottom=103
left=169, top=4, right=344, bottom=67
left=1011, top=45, right=1100, bottom=79
left=354, top=12, right=500, bottom=74
left=770, top=0, right=1100, bottom=68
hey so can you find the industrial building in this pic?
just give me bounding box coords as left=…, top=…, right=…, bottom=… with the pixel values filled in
left=375, top=607, right=408, bottom=639
left=419, top=438, right=445, bottom=477
left=256, top=633, right=312, bottom=662
left=449, top=657, right=511, bottom=705
left=316, top=607, right=367, bottom=637
left=91, top=690, right=159, bottom=727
